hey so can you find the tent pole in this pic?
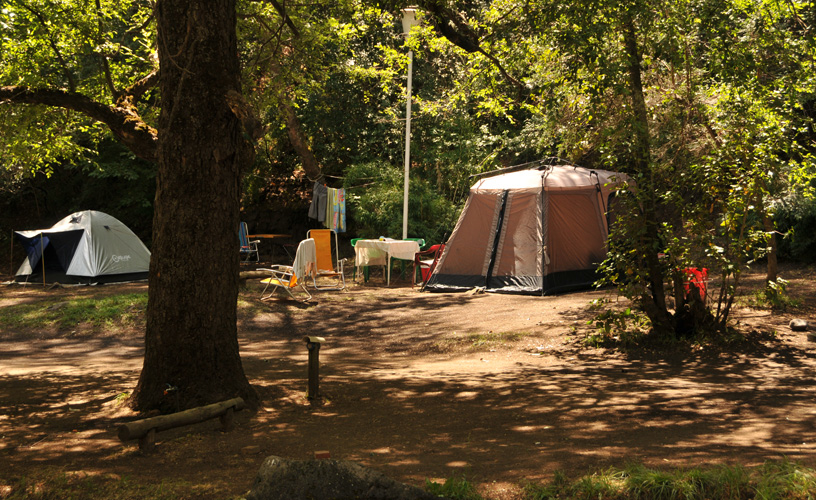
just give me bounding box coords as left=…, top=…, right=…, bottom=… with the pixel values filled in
left=41, top=234, right=45, bottom=287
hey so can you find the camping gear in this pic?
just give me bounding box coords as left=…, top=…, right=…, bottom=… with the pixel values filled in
left=306, top=229, right=345, bottom=290
left=14, top=210, right=151, bottom=284
left=683, top=267, right=708, bottom=302
left=413, top=243, right=445, bottom=289
left=259, top=238, right=317, bottom=301
left=424, top=164, right=629, bottom=295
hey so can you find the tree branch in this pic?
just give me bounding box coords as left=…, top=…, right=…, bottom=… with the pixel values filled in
left=118, top=70, right=160, bottom=106
left=279, top=99, right=323, bottom=183
left=266, top=0, right=300, bottom=37
left=17, top=1, right=77, bottom=91
left=0, top=86, right=158, bottom=162
left=419, top=1, right=526, bottom=93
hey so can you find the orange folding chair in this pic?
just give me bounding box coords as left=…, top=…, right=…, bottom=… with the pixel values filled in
left=306, top=229, right=346, bottom=290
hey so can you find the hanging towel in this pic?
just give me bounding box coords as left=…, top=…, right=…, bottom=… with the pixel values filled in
left=325, top=187, right=335, bottom=229
left=308, top=181, right=328, bottom=223
left=332, top=188, right=346, bottom=233
left=324, top=187, right=346, bottom=232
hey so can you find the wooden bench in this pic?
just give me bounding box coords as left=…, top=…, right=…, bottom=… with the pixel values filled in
left=117, top=397, right=245, bottom=451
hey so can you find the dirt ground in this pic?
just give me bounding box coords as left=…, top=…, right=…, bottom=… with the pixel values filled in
left=1, top=265, right=816, bottom=499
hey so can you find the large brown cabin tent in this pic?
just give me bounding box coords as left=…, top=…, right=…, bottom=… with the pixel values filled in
left=424, top=164, right=629, bottom=295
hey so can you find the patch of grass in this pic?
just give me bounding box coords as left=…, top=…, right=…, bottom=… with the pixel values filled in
left=1, top=470, right=228, bottom=500
left=0, top=293, right=147, bottom=332
left=113, top=391, right=130, bottom=407
left=744, top=278, right=802, bottom=312
left=425, top=475, right=484, bottom=499
left=523, top=461, right=816, bottom=500
left=583, top=307, right=649, bottom=349
left=237, top=297, right=268, bottom=316
left=431, top=330, right=529, bottom=352
left=755, top=459, right=816, bottom=499
left=467, top=331, right=526, bottom=348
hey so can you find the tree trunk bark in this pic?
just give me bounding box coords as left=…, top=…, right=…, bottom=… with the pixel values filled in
left=763, top=213, right=778, bottom=283
left=131, top=0, right=256, bottom=412
left=621, top=13, right=674, bottom=336
left=279, top=100, right=324, bottom=183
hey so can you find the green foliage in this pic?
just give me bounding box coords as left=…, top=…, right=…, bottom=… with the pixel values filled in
left=776, top=192, right=816, bottom=263
left=343, top=161, right=459, bottom=242
left=0, top=0, right=157, bottom=180
left=747, top=277, right=802, bottom=312
left=584, top=307, right=650, bottom=348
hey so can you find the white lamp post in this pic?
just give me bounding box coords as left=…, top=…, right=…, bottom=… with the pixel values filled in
left=401, top=7, right=419, bottom=240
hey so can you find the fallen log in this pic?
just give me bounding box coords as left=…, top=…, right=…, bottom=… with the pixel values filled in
left=240, top=270, right=270, bottom=280
left=118, top=397, right=245, bottom=451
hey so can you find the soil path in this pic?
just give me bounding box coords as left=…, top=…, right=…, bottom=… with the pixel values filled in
left=1, top=268, right=816, bottom=499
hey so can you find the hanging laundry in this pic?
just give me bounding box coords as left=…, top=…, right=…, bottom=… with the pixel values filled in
left=325, top=187, right=346, bottom=233
left=333, top=188, right=346, bottom=233
left=308, top=181, right=328, bottom=223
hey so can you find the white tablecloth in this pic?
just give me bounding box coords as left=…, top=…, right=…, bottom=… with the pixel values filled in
left=354, top=239, right=420, bottom=285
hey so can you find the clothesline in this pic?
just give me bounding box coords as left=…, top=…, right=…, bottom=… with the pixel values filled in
left=307, top=181, right=346, bottom=233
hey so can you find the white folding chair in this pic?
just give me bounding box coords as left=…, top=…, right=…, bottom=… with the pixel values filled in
left=258, top=238, right=316, bottom=301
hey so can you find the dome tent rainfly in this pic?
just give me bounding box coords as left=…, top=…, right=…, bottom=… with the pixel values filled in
left=14, top=210, right=151, bottom=284
left=424, top=163, right=630, bottom=295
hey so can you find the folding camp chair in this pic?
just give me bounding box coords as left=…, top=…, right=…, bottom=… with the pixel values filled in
left=306, top=229, right=346, bottom=290
left=258, top=238, right=317, bottom=301
left=239, top=222, right=260, bottom=262
left=413, top=243, right=445, bottom=289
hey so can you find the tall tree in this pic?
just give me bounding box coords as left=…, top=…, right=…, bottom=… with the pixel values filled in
left=1, top=0, right=256, bottom=411
left=130, top=0, right=256, bottom=410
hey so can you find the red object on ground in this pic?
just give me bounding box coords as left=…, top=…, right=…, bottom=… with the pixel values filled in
left=683, top=267, right=708, bottom=301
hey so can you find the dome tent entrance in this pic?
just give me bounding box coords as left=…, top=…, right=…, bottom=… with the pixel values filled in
left=424, top=163, right=629, bottom=295
left=14, top=210, right=151, bottom=284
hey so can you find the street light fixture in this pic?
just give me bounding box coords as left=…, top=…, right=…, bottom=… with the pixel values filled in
left=401, top=7, right=419, bottom=240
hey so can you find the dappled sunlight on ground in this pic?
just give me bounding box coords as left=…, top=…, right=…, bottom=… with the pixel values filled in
left=0, top=265, right=815, bottom=498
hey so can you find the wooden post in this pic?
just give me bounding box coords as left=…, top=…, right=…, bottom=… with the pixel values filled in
left=303, top=336, right=325, bottom=399
left=139, top=428, right=156, bottom=452
left=219, top=406, right=234, bottom=431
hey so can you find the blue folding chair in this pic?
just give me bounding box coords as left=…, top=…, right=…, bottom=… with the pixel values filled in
left=239, top=222, right=260, bottom=262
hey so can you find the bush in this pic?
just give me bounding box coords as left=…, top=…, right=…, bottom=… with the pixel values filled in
left=775, top=195, right=816, bottom=263
left=343, top=161, right=458, bottom=244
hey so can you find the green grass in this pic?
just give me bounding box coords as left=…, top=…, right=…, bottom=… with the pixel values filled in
left=522, top=460, right=816, bottom=500
left=0, top=293, right=147, bottom=332
left=425, top=475, right=484, bottom=499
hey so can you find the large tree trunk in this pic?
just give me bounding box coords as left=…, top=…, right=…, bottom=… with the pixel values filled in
left=131, top=0, right=256, bottom=412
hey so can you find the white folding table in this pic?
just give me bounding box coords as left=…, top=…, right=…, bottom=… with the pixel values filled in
left=353, top=239, right=420, bottom=286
